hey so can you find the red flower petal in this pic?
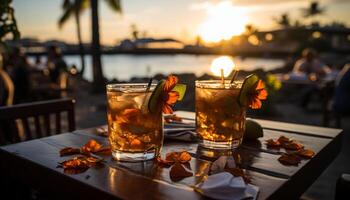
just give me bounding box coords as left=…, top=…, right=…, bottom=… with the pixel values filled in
left=163, top=75, right=178, bottom=92
left=166, top=91, right=179, bottom=105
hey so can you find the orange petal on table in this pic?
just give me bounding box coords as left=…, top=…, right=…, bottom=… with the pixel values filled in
left=157, top=156, right=174, bottom=167
left=166, top=91, right=180, bottom=105
left=282, top=141, right=304, bottom=150
left=296, top=149, right=315, bottom=159
left=59, top=147, right=81, bottom=156
left=81, top=139, right=102, bottom=153
left=178, top=151, right=191, bottom=163
left=163, top=75, right=178, bottom=92
left=265, top=139, right=281, bottom=148
left=164, top=115, right=183, bottom=123
left=60, top=156, right=89, bottom=170
left=95, top=147, right=112, bottom=155
left=169, top=162, right=193, bottom=182
left=278, top=153, right=301, bottom=165
left=277, top=136, right=291, bottom=144
left=165, top=152, right=179, bottom=163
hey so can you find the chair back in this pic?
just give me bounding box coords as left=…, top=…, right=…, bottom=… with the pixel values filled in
left=0, top=69, right=14, bottom=106
left=0, top=98, right=75, bottom=144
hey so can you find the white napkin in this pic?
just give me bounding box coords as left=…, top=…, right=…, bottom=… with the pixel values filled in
left=196, top=172, right=259, bottom=200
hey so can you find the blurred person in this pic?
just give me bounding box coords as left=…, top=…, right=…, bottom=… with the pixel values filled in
left=47, top=45, right=68, bottom=83
left=333, top=64, right=350, bottom=115
left=293, top=48, right=331, bottom=79
left=34, top=55, right=46, bottom=70
left=7, top=47, right=31, bottom=103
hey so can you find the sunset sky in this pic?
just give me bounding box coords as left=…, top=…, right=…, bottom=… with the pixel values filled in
left=13, top=0, right=350, bottom=45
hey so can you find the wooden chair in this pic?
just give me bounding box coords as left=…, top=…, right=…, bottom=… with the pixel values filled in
left=0, top=98, right=75, bottom=144
left=0, top=67, right=14, bottom=106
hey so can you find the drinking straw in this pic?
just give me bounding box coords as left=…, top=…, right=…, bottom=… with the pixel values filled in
left=230, top=70, right=239, bottom=84
left=142, top=78, right=153, bottom=109
left=221, top=69, right=225, bottom=85
left=146, top=78, right=153, bottom=91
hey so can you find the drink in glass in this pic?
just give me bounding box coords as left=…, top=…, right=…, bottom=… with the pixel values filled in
left=106, top=83, right=163, bottom=161
left=195, top=80, right=245, bottom=149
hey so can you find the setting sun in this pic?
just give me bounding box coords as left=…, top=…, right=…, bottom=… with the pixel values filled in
left=210, top=56, right=235, bottom=77
left=198, top=1, right=248, bottom=43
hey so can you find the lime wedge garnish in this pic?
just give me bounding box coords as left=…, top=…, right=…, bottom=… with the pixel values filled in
left=148, top=80, right=165, bottom=113
left=171, top=84, right=186, bottom=101
left=238, top=74, right=259, bottom=107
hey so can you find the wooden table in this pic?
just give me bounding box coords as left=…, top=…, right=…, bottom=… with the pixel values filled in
left=0, top=111, right=343, bottom=200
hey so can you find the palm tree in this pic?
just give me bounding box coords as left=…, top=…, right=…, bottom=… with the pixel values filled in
left=274, top=13, right=291, bottom=28
left=91, top=0, right=122, bottom=92
left=59, top=0, right=122, bottom=91
left=58, top=0, right=88, bottom=76
left=302, top=1, right=325, bottom=18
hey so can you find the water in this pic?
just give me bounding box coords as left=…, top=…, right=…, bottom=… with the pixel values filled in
left=54, top=54, right=285, bottom=81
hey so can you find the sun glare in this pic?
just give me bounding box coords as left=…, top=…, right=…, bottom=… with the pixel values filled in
left=210, top=56, right=235, bottom=77
left=198, top=1, right=248, bottom=43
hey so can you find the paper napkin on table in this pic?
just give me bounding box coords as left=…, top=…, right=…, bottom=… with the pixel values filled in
left=196, top=172, right=259, bottom=200
left=164, top=124, right=197, bottom=142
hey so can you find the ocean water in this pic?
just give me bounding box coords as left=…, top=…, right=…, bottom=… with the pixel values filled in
left=61, top=54, right=284, bottom=81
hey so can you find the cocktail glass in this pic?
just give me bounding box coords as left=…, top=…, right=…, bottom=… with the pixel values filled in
left=106, top=83, right=163, bottom=162
left=195, top=80, right=245, bottom=149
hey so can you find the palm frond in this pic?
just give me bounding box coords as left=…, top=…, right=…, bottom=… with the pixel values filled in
left=62, top=0, right=71, bottom=9
left=58, top=7, right=73, bottom=29
left=104, top=0, right=122, bottom=14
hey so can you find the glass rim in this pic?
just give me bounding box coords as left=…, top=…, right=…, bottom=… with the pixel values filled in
left=106, top=83, right=157, bottom=91
left=195, top=80, right=242, bottom=89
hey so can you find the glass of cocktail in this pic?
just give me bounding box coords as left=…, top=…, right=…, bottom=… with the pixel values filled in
left=106, top=83, right=163, bottom=162
left=195, top=80, right=245, bottom=149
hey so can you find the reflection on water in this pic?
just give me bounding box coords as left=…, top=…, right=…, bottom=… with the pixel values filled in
left=61, top=55, right=284, bottom=81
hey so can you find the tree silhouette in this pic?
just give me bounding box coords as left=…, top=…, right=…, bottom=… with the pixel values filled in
left=59, top=0, right=122, bottom=91
left=58, top=0, right=88, bottom=76
left=0, top=0, right=20, bottom=43
left=302, top=1, right=325, bottom=18
left=274, top=13, right=291, bottom=28
left=91, top=0, right=122, bottom=92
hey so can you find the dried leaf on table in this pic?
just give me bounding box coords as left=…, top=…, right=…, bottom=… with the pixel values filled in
left=282, top=141, right=303, bottom=150
left=59, top=147, right=80, bottom=156
left=165, top=151, right=191, bottom=164
left=170, top=162, right=193, bottom=182
left=157, top=156, right=173, bottom=167
left=178, top=151, right=191, bottom=163
left=59, top=156, right=89, bottom=169
left=277, top=136, right=291, bottom=144
left=164, top=115, right=183, bottom=123
left=95, top=147, right=112, bottom=155
left=265, top=139, right=281, bottom=148
left=58, top=156, right=103, bottom=174
left=296, top=149, right=315, bottom=159
left=81, top=139, right=102, bottom=154
left=278, top=153, right=301, bottom=165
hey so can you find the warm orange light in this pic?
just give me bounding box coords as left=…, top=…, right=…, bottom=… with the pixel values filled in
left=197, top=1, right=248, bottom=43
left=210, top=56, right=235, bottom=77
